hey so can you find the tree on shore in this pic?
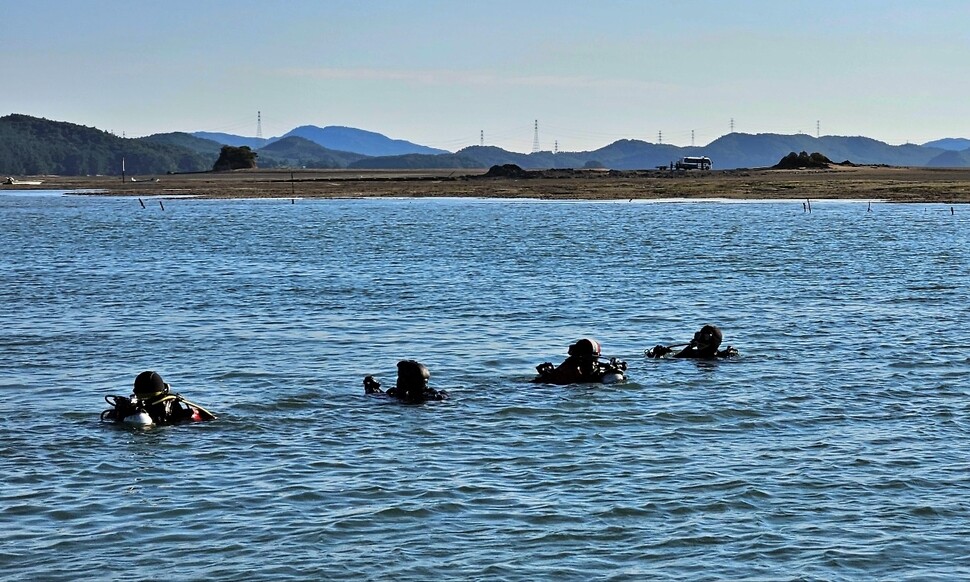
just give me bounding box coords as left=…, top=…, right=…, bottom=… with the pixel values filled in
left=213, top=145, right=257, bottom=171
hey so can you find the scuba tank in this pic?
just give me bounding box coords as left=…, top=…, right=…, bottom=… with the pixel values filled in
left=600, top=371, right=625, bottom=384
left=101, top=394, right=154, bottom=426
left=597, top=357, right=628, bottom=384
left=124, top=410, right=154, bottom=426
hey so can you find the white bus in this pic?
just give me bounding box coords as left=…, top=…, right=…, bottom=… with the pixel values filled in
left=675, top=156, right=713, bottom=170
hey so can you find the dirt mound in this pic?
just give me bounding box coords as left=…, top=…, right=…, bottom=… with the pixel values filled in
left=482, top=164, right=532, bottom=178
left=773, top=151, right=833, bottom=170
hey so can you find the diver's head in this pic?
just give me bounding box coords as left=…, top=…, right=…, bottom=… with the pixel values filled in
left=133, top=370, right=169, bottom=400
left=396, top=360, right=430, bottom=392
left=568, top=338, right=602, bottom=360
left=691, top=325, right=723, bottom=354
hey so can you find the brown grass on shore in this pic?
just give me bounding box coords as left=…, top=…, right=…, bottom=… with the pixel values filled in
left=6, top=165, right=970, bottom=203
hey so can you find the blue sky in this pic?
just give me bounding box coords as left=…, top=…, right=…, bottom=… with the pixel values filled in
left=2, top=0, right=968, bottom=152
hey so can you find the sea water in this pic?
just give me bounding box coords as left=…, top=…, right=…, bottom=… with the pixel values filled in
left=1, top=192, right=968, bottom=580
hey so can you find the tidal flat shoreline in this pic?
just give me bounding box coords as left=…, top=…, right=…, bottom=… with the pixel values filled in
left=7, top=165, right=970, bottom=203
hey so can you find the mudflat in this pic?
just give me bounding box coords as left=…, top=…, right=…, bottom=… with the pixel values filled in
left=7, top=165, right=970, bottom=203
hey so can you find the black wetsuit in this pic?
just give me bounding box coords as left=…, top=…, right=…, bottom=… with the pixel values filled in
left=364, top=361, right=448, bottom=404
left=385, top=385, right=448, bottom=404
left=142, top=395, right=198, bottom=424
left=533, top=356, right=602, bottom=384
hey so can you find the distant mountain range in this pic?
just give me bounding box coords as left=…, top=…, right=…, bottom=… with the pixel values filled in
left=3, top=113, right=970, bottom=176
left=193, top=125, right=447, bottom=157
left=922, top=138, right=970, bottom=151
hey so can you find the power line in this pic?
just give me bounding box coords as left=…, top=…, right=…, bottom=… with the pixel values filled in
left=202, top=114, right=259, bottom=134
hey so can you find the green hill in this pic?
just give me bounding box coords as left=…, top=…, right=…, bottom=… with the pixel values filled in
left=4, top=113, right=968, bottom=174
left=140, top=132, right=224, bottom=156
left=926, top=149, right=970, bottom=168
left=279, top=125, right=448, bottom=156
left=0, top=115, right=214, bottom=175
left=256, top=136, right=368, bottom=169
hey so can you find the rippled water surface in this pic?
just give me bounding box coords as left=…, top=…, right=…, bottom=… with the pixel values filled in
left=2, top=192, right=969, bottom=580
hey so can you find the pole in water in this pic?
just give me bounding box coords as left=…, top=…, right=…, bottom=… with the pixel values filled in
left=138, top=198, right=145, bottom=209
left=952, top=207, right=955, bottom=215
left=807, top=199, right=812, bottom=213
left=802, top=202, right=806, bottom=213
left=291, top=198, right=295, bottom=204
left=868, top=201, right=871, bottom=212
left=159, top=200, right=165, bottom=211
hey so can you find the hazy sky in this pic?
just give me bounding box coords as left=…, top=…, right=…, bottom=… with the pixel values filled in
left=3, top=0, right=968, bottom=152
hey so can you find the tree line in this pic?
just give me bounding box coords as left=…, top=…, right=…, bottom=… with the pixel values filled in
left=0, top=115, right=213, bottom=175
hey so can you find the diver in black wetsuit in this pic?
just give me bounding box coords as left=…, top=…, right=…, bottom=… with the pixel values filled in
left=646, top=325, right=738, bottom=359
left=101, top=371, right=216, bottom=425
left=532, top=338, right=627, bottom=385
left=364, top=360, right=448, bottom=404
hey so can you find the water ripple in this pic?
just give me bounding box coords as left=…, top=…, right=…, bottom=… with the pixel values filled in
left=1, top=195, right=969, bottom=580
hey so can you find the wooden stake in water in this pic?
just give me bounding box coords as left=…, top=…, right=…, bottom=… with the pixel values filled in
left=159, top=200, right=165, bottom=211
left=138, top=198, right=145, bottom=209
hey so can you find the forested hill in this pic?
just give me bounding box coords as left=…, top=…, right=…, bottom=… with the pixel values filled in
left=255, top=136, right=369, bottom=169
left=278, top=125, right=448, bottom=156
left=0, top=115, right=216, bottom=175
left=5, top=114, right=970, bottom=175
left=432, top=134, right=965, bottom=171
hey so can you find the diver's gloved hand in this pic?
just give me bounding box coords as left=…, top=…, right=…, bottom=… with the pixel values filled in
left=363, top=376, right=383, bottom=394
left=608, top=357, right=628, bottom=372
left=719, top=346, right=739, bottom=357
left=535, top=362, right=555, bottom=376
left=645, top=345, right=672, bottom=358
